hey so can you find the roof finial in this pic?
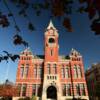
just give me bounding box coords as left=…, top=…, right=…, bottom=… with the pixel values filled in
left=47, top=20, right=56, bottom=29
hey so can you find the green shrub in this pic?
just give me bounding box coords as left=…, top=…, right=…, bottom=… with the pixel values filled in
left=18, top=97, right=30, bottom=100
left=31, top=95, right=37, bottom=100
left=18, top=98, right=24, bottom=100
left=0, top=97, right=12, bottom=100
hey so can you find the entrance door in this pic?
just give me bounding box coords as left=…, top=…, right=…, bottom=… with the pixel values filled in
left=47, top=86, right=57, bottom=100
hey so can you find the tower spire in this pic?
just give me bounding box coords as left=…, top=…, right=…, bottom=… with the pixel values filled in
left=47, top=20, right=56, bottom=30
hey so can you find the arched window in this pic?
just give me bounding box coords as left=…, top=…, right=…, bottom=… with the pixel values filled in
left=50, top=49, right=53, bottom=56
left=37, top=84, right=42, bottom=96
left=61, top=66, right=65, bottom=78
left=78, top=66, right=82, bottom=78
left=74, top=66, right=78, bottom=78
left=66, top=84, right=71, bottom=96
left=53, top=64, right=57, bottom=74
left=20, top=66, right=24, bottom=78
left=76, top=84, right=80, bottom=96
left=38, top=66, right=42, bottom=78
left=24, top=64, right=29, bottom=77
left=80, top=83, right=86, bottom=96
left=22, top=84, right=27, bottom=96
left=47, top=64, right=51, bottom=74
left=17, top=84, right=21, bottom=96
left=48, top=38, right=55, bottom=43
left=65, top=66, right=70, bottom=78
left=62, top=84, right=66, bottom=96
left=32, top=84, right=36, bottom=95
left=34, top=65, right=37, bottom=78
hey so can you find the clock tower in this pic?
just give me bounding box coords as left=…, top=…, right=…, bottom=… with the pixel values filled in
left=42, top=21, right=62, bottom=100
left=44, top=20, right=59, bottom=62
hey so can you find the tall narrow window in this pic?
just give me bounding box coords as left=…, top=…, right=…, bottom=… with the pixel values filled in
left=22, top=84, right=27, bottom=96
left=53, top=64, right=57, bottom=74
left=32, top=84, right=36, bottom=95
left=17, top=84, right=21, bottom=96
left=74, top=66, right=78, bottom=78
left=20, top=67, right=24, bottom=78
left=38, top=67, right=42, bottom=78
left=50, top=49, right=53, bottom=56
left=80, top=83, right=86, bottom=96
left=62, top=84, right=66, bottom=96
left=66, top=84, right=71, bottom=96
left=78, top=66, right=82, bottom=78
left=34, top=65, right=37, bottom=78
left=76, top=84, right=80, bottom=96
left=65, top=67, right=70, bottom=78
left=61, top=67, right=65, bottom=78
left=47, top=64, right=51, bottom=74
left=25, top=64, right=29, bottom=77
left=37, top=84, right=41, bottom=97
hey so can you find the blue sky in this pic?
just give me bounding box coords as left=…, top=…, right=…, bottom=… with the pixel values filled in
left=0, top=0, right=100, bottom=83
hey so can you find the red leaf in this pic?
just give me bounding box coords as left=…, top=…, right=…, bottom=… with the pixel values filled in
left=91, top=22, right=100, bottom=35
left=63, top=17, right=73, bottom=32
left=79, top=0, right=86, bottom=3
left=95, top=0, right=100, bottom=11
left=88, top=7, right=96, bottom=19
left=52, top=0, right=64, bottom=17
left=0, top=15, right=9, bottom=27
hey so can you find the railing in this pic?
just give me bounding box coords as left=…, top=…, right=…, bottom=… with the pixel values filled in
left=47, top=75, right=57, bottom=80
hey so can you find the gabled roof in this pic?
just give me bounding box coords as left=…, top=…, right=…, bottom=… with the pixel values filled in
left=20, top=47, right=32, bottom=55
left=70, top=48, right=81, bottom=56
left=33, top=55, right=44, bottom=59
left=23, top=47, right=32, bottom=52
left=59, top=55, right=70, bottom=60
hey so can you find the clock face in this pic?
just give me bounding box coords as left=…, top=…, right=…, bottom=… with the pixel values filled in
left=49, top=29, right=54, bottom=35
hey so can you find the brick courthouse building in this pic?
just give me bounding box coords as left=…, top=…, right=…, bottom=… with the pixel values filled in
left=16, top=21, right=89, bottom=100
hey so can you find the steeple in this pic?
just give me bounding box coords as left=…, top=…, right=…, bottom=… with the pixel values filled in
left=45, top=20, right=58, bottom=36
left=47, top=20, right=56, bottom=30
left=44, top=20, right=59, bottom=62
